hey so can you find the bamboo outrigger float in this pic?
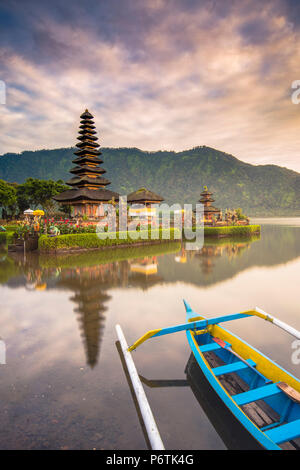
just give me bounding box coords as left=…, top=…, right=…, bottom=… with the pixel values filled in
left=127, top=301, right=300, bottom=450
left=116, top=325, right=165, bottom=450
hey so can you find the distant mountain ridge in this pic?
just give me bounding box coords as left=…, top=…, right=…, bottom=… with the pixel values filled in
left=0, top=145, right=299, bottom=216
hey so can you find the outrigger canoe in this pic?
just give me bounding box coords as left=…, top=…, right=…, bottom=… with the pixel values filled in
left=128, top=301, right=300, bottom=450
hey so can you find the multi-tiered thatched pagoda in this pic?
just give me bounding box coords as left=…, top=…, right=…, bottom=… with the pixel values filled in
left=54, top=110, right=119, bottom=218
left=196, top=186, right=221, bottom=222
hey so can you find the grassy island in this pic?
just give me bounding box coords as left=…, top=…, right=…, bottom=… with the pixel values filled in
left=203, top=224, right=261, bottom=238
left=38, top=227, right=181, bottom=253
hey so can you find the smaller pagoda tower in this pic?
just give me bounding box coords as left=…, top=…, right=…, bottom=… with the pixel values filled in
left=53, top=109, right=119, bottom=218
left=195, top=186, right=221, bottom=223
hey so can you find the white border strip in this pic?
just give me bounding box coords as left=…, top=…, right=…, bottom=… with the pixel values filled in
left=116, top=324, right=165, bottom=450
left=256, top=307, right=300, bottom=339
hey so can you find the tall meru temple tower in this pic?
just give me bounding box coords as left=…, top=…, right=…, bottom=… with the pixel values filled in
left=194, top=186, right=221, bottom=222
left=54, top=109, right=119, bottom=218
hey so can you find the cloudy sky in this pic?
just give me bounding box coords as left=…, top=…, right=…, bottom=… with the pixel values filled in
left=1, top=0, right=300, bottom=172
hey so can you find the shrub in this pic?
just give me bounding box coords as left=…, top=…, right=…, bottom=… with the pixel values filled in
left=0, top=231, right=16, bottom=244
left=3, top=225, right=19, bottom=232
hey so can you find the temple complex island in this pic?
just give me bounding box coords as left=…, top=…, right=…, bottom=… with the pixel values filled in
left=53, top=110, right=119, bottom=218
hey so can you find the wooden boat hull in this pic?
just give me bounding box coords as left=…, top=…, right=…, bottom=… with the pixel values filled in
left=186, top=310, right=300, bottom=450
left=185, top=353, right=265, bottom=450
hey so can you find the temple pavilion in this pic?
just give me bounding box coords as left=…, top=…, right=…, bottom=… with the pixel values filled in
left=53, top=109, right=119, bottom=218
left=195, top=186, right=221, bottom=222
left=127, top=188, right=164, bottom=205
left=127, top=187, right=164, bottom=218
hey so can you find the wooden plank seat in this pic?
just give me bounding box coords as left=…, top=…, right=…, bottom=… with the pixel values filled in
left=265, top=419, right=300, bottom=444
left=199, top=343, right=222, bottom=353
left=212, top=359, right=256, bottom=376
left=277, top=382, right=300, bottom=404
left=233, top=383, right=282, bottom=406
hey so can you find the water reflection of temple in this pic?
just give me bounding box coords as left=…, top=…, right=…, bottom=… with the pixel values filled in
left=56, top=259, right=163, bottom=367
left=177, top=242, right=253, bottom=275
left=1, top=238, right=263, bottom=367
left=175, top=247, right=187, bottom=264
left=58, top=265, right=114, bottom=368
left=129, top=256, right=163, bottom=290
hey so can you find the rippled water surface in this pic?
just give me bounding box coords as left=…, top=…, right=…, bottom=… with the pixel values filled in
left=0, top=220, right=299, bottom=449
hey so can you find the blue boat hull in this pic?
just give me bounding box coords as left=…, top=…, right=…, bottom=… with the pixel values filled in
left=185, top=308, right=300, bottom=450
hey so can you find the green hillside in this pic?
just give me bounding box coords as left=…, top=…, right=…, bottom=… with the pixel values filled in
left=0, top=146, right=299, bottom=216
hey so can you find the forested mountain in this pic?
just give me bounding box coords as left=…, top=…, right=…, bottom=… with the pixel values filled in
left=0, top=146, right=299, bottom=216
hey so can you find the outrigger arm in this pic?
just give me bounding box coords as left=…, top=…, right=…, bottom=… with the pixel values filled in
left=255, top=307, right=300, bottom=340
left=128, top=301, right=300, bottom=352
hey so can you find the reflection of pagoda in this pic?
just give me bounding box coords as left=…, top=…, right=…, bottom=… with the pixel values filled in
left=191, top=242, right=251, bottom=275
left=58, top=265, right=113, bottom=368
left=72, top=285, right=110, bottom=368
left=196, top=246, right=223, bottom=274
left=224, top=243, right=251, bottom=260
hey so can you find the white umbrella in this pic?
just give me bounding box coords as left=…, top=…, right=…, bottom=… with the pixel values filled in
left=24, top=209, right=34, bottom=215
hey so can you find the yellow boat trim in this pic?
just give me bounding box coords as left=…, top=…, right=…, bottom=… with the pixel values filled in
left=210, top=324, right=300, bottom=393
left=188, top=316, right=205, bottom=322
left=128, top=329, right=161, bottom=352
left=188, top=310, right=273, bottom=324
left=194, top=329, right=209, bottom=336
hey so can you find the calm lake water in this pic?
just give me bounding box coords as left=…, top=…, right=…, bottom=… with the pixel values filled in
left=0, top=219, right=299, bottom=450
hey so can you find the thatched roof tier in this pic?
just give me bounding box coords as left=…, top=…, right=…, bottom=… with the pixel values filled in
left=193, top=205, right=221, bottom=214
left=76, top=140, right=99, bottom=149
left=79, top=123, right=96, bottom=130
left=80, top=110, right=94, bottom=119
left=66, top=176, right=110, bottom=187
left=80, top=118, right=95, bottom=125
left=127, top=187, right=164, bottom=204
left=70, top=165, right=106, bottom=175
left=74, top=148, right=102, bottom=156
left=200, top=189, right=213, bottom=197
left=53, top=188, right=119, bottom=203
left=77, top=134, right=98, bottom=142
left=203, top=205, right=220, bottom=213
left=200, top=197, right=215, bottom=204
left=78, top=129, right=97, bottom=136
left=72, top=155, right=103, bottom=165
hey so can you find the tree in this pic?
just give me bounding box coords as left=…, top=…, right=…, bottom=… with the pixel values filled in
left=0, top=179, right=17, bottom=217
left=16, top=184, right=31, bottom=213
left=17, top=178, right=68, bottom=214
left=235, top=207, right=247, bottom=220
